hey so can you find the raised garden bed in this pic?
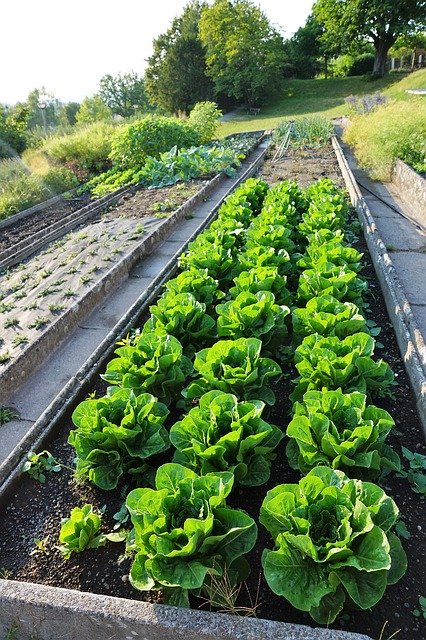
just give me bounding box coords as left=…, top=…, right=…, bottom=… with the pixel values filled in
left=0, top=143, right=424, bottom=640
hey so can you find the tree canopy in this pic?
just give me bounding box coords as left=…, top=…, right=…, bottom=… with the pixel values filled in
left=199, top=0, right=285, bottom=106
left=145, top=1, right=213, bottom=115
left=313, top=0, right=426, bottom=75
left=99, top=72, right=149, bottom=117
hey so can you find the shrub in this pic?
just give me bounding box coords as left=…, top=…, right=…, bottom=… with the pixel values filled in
left=188, top=101, right=222, bottom=143
left=109, top=115, right=200, bottom=168
left=42, top=167, right=79, bottom=193
left=343, top=99, right=426, bottom=178
left=40, top=121, right=117, bottom=176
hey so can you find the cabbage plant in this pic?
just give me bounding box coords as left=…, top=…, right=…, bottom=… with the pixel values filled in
left=126, top=463, right=257, bottom=606
left=170, top=390, right=283, bottom=485
left=291, top=332, right=394, bottom=401
left=286, top=390, right=400, bottom=477
left=216, top=291, right=290, bottom=357
left=69, top=389, right=170, bottom=489
left=184, top=337, right=281, bottom=405
left=260, top=466, right=407, bottom=624
left=101, top=332, right=193, bottom=405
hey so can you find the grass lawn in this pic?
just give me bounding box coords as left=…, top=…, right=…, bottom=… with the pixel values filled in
left=218, top=68, right=426, bottom=136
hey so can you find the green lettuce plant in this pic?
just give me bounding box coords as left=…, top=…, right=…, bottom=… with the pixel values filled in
left=58, top=505, right=105, bottom=559
left=292, top=295, right=367, bottom=343
left=291, top=333, right=394, bottom=402
left=178, top=242, right=235, bottom=284
left=239, top=245, right=292, bottom=277
left=69, top=389, right=170, bottom=489
left=286, top=390, right=400, bottom=477
left=183, top=338, right=281, bottom=406
left=216, top=291, right=290, bottom=358
left=229, top=266, right=292, bottom=308
left=297, top=242, right=363, bottom=273
left=260, top=466, right=407, bottom=623
left=297, top=262, right=368, bottom=309
left=101, top=332, right=193, bottom=405
left=170, top=390, right=283, bottom=486
left=162, top=269, right=225, bottom=309
left=143, top=293, right=216, bottom=355
left=246, top=222, right=296, bottom=257
left=126, top=463, right=257, bottom=606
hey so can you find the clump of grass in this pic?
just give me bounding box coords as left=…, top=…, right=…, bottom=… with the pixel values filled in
left=343, top=98, right=426, bottom=179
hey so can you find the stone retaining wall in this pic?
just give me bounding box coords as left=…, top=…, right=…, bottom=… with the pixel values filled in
left=392, top=159, right=426, bottom=228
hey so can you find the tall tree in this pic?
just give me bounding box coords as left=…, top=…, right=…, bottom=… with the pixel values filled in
left=313, top=0, right=426, bottom=76
left=145, top=1, right=213, bottom=115
left=0, top=103, right=29, bottom=157
left=76, top=95, right=112, bottom=124
left=99, top=72, right=149, bottom=117
left=199, top=0, right=285, bottom=106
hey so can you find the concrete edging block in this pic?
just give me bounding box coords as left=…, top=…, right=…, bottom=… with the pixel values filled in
left=332, top=136, right=426, bottom=438
left=0, top=579, right=371, bottom=640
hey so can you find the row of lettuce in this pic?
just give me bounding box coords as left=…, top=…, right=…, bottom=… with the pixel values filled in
left=55, top=176, right=406, bottom=622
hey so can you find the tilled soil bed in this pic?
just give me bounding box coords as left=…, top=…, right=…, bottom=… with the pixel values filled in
left=0, top=146, right=425, bottom=640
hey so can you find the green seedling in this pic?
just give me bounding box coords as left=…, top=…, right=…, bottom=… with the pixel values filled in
left=30, top=536, right=50, bottom=556
left=397, top=447, right=426, bottom=497
left=39, top=268, right=52, bottom=279
left=0, top=405, right=19, bottom=425
left=22, top=450, right=74, bottom=483
left=4, top=317, right=20, bottom=329
left=0, top=351, right=12, bottom=364
left=63, top=289, right=77, bottom=298
left=0, top=302, right=14, bottom=313
left=80, top=275, right=93, bottom=285
left=12, top=334, right=29, bottom=347
left=412, top=595, right=426, bottom=619
left=48, top=303, right=66, bottom=314
left=29, top=316, right=49, bottom=330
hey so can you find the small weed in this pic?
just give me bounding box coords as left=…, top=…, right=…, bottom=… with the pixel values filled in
left=6, top=625, right=19, bottom=640
left=30, top=536, right=50, bottom=556
left=199, top=564, right=261, bottom=617
left=22, top=450, right=74, bottom=483
left=412, top=595, right=426, bottom=619
left=0, top=405, right=19, bottom=425
left=4, top=317, right=20, bottom=329
left=12, top=334, right=29, bottom=347
left=29, top=316, right=49, bottom=330
left=397, top=447, right=426, bottom=497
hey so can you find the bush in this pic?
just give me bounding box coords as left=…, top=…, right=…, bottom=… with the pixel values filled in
left=188, top=101, right=222, bottom=143
left=40, top=121, right=117, bottom=177
left=42, top=167, right=79, bottom=193
left=0, top=174, right=47, bottom=220
left=348, top=53, right=375, bottom=76
left=344, top=99, right=426, bottom=178
left=109, top=115, right=200, bottom=168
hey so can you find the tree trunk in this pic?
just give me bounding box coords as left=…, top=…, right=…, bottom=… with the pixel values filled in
left=372, top=39, right=391, bottom=76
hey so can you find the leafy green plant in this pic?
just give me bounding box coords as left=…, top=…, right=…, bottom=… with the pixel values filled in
left=397, top=447, right=426, bottom=497
left=188, top=101, right=223, bottom=143
left=125, top=463, right=257, bottom=607
left=4, top=317, right=20, bottom=329
left=22, top=450, right=74, bottom=483
left=170, top=390, right=283, bottom=486
left=216, top=290, right=290, bottom=358
left=101, top=332, right=193, bottom=405
left=69, top=388, right=170, bottom=490
left=297, top=262, right=367, bottom=309
left=229, top=266, right=292, bottom=308
left=286, top=390, right=400, bottom=477
left=58, top=504, right=106, bottom=559
left=260, top=466, right=407, bottom=624
left=12, top=333, right=29, bottom=347
left=292, top=295, right=367, bottom=343
left=412, top=595, right=426, bottom=619
left=143, top=293, right=216, bottom=355
left=29, top=316, right=49, bottom=330
left=291, top=333, right=394, bottom=402
left=163, top=269, right=225, bottom=309
left=183, top=338, right=281, bottom=406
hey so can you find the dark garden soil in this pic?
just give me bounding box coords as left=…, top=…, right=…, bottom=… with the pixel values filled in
left=0, top=180, right=207, bottom=255
left=0, top=145, right=425, bottom=640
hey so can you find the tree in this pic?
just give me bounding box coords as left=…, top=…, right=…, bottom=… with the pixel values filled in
left=76, top=95, right=112, bottom=124
left=145, top=1, right=213, bottom=115
left=25, top=88, right=60, bottom=130
left=283, top=14, right=326, bottom=79
left=99, top=72, right=149, bottom=117
left=0, top=103, right=29, bottom=157
left=313, top=0, right=426, bottom=76
left=58, top=102, right=80, bottom=127
left=199, top=0, right=285, bottom=106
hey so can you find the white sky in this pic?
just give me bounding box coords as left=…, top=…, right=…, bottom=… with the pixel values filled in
left=1, top=1, right=314, bottom=105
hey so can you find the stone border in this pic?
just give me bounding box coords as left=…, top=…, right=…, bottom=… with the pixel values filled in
left=332, top=136, right=426, bottom=437
left=0, top=580, right=370, bottom=640
left=0, top=137, right=373, bottom=640
left=391, top=159, right=426, bottom=230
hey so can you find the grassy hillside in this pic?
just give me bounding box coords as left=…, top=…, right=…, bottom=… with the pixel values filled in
left=218, top=69, right=426, bottom=136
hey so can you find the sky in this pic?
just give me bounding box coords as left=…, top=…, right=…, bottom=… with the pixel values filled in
left=1, top=1, right=314, bottom=105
